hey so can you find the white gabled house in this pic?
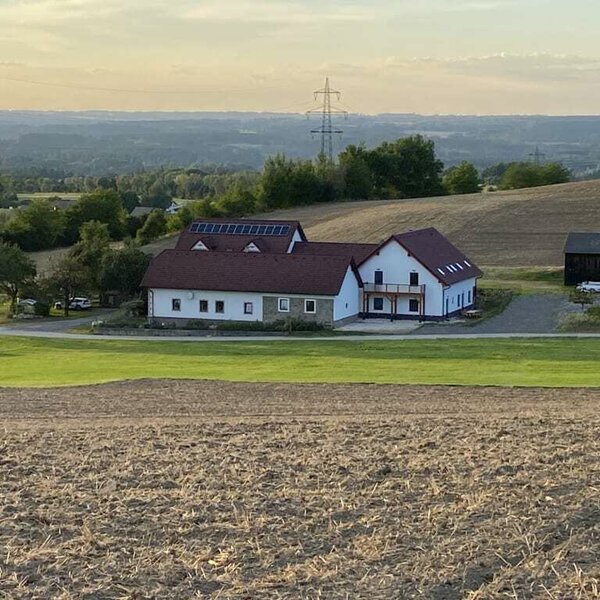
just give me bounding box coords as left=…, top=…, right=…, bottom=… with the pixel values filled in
left=141, top=219, right=482, bottom=327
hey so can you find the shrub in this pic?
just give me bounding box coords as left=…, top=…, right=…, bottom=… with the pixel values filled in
left=33, top=300, right=50, bottom=317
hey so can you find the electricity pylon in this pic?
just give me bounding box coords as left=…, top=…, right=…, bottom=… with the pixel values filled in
left=529, top=146, right=546, bottom=165
left=306, top=77, right=347, bottom=163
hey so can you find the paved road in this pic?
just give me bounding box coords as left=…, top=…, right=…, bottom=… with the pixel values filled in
left=417, top=293, right=580, bottom=336
left=4, top=310, right=115, bottom=333
left=1, top=327, right=599, bottom=342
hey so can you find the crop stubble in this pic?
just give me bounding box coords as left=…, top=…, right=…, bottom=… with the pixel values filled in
left=0, top=380, right=599, bottom=599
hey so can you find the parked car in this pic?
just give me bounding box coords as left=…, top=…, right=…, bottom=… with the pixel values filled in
left=54, top=297, right=92, bottom=311
left=576, top=281, right=600, bottom=293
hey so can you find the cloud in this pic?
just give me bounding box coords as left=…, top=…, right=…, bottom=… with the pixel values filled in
left=181, top=0, right=374, bottom=24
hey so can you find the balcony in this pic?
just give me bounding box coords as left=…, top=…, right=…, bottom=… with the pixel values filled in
left=363, top=283, right=425, bottom=295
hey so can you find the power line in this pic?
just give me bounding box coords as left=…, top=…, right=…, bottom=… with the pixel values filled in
left=0, top=74, right=280, bottom=96
left=306, top=77, right=347, bottom=162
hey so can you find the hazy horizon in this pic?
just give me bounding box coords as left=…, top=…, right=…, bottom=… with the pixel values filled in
left=1, top=1, right=600, bottom=114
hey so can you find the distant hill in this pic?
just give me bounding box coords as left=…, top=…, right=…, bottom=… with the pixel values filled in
left=143, top=180, right=600, bottom=267
left=3, top=111, right=600, bottom=176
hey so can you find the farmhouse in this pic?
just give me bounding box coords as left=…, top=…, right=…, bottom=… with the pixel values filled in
left=564, top=232, right=600, bottom=286
left=141, top=219, right=482, bottom=327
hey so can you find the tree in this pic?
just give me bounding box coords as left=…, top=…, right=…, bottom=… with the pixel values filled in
left=0, top=242, right=37, bottom=313
left=339, top=145, right=373, bottom=199
left=119, top=190, right=141, bottom=213
left=354, top=135, right=445, bottom=199
left=257, top=155, right=327, bottom=210
left=500, top=163, right=542, bottom=190
left=69, top=221, right=112, bottom=291
left=214, top=185, right=257, bottom=217
left=541, top=163, right=570, bottom=185
left=63, top=189, right=127, bottom=244
left=45, top=254, right=90, bottom=317
left=136, top=209, right=167, bottom=245
left=500, top=161, right=571, bottom=190
left=443, top=161, right=480, bottom=195
left=2, top=199, right=65, bottom=251
left=144, top=181, right=172, bottom=209
left=98, top=247, right=151, bottom=298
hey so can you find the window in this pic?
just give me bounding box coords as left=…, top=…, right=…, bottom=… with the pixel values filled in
left=410, top=272, right=419, bottom=286
left=215, top=300, right=225, bottom=314
left=409, top=299, right=420, bottom=313
left=278, top=298, right=290, bottom=312
left=373, top=297, right=384, bottom=311
left=244, top=302, right=253, bottom=315
left=304, top=299, right=316, bottom=314
left=199, top=300, right=208, bottom=313
left=374, top=270, right=384, bottom=285
left=171, top=298, right=181, bottom=312
left=468, top=290, right=472, bottom=304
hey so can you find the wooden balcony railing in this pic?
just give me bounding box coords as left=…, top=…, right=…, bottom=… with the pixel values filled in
left=363, top=283, right=425, bottom=295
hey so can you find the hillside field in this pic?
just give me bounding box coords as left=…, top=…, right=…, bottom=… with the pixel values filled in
left=142, top=180, right=600, bottom=268
left=1, top=380, right=599, bottom=599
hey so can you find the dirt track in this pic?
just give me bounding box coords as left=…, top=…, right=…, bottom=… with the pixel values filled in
left=1, top=381, right=600, bottom=598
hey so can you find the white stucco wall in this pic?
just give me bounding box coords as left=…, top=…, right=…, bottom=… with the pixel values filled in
left=443, top=277, right=478, bottom=315
left=359, top=240, right=446, bottom=316
left=150, top=288, right=264, bottom=322
left=333, top=267, right=361, bottom=321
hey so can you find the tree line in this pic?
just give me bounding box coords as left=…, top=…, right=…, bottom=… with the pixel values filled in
left=0, top=223, right=151, bottom=317
left=0, top=135, right=572, bottom=254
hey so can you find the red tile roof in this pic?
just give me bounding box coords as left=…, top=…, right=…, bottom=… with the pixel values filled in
left=142, top=250, right=362, bottom=296
left=292, top=241, right=379, bottom=263
left=359, top=228, right=482, bottom=285
left=175, top=219, right=305, bottom=254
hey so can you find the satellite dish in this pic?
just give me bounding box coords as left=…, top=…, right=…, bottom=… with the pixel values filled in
left=187, top=292, right=194, bottom=300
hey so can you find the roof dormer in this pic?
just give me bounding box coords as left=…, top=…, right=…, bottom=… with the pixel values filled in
left=192, top=240, right=209, bottom=251
left=243, top=242, right=261, bottom=253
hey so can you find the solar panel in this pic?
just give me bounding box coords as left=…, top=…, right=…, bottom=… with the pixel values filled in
left=189, top=222, right=292, bottom=236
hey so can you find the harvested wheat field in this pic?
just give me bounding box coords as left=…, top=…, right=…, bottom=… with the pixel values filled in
left=1, top=380, right=600, bottom=599
left=139, top=180, right=600, bottom=268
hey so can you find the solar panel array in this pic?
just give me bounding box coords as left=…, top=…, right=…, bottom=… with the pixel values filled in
left=189, top=222, right=291, bottom=236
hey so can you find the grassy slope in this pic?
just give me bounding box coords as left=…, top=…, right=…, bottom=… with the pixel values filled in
left=135, top=180, right=600, bottom=268
left=1, top=336, right=599, bottom=388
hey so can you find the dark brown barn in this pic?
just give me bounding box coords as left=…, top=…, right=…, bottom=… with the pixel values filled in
left=564, top=232, right=600, bottom=285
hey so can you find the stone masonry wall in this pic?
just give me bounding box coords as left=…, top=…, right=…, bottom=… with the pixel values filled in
left=262, top=296, right=334, bottom=326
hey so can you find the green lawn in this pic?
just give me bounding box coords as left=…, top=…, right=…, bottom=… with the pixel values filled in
left=0, top=336, right=599, bottom=388
left=479, top=266, right=566, bottom=294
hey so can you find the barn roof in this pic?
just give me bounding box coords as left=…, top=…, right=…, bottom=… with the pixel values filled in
left=564, top=232, right=600, bottom=255
left=292, top=241, right=379, bottom=263
left=359, top=227, right=482, bottom=286
left=175, top=219, right=306, bottom=254
left=142, top=250, right=362, bottom=296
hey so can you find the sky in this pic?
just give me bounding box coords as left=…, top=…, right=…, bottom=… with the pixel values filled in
left=1, top=0, right=600, bottom=114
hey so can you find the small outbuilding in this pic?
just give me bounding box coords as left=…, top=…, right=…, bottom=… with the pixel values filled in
left=564, top=232, right=600, bottom=285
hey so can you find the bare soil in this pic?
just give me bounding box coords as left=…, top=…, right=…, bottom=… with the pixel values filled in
left=1, top=380, right=599, bottom=599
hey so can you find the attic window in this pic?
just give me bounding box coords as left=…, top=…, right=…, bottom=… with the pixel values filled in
left=447, top=265, right=456, bottom=273
left=437, top=268, right=445, bottom=275
left=455, top=263, right=464, bottom=270
left=192, top=240, right=209, bottom=251
left=243, top=242, right=261, bottom=253
left=464, top=260, right=472, bottom=267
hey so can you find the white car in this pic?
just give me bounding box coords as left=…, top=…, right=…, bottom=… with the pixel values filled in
left=54, top=297, right=92, bottom=311
left=576, top=281, right=600, bottom=293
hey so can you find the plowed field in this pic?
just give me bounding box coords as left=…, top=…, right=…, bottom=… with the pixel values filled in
left=1, top=380, right=599, bottom=599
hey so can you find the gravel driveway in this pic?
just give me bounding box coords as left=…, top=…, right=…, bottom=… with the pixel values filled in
left=416, top=293, right=580, bottom=335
